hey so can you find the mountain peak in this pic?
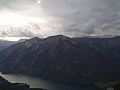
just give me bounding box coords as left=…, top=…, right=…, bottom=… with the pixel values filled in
left=26, top=37, right=41, bottom=42
left=31, top=37, right=41, bottom=40
left=46, top=35, right=71, bottom=41
left=48, top=34, right=67, bottom=38
left=54, top=35, right=67, bottom=38
left=22, top=37, right=41, bottom=47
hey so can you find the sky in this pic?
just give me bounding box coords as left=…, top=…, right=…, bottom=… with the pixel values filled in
left=0, top=0, right=120, bottom=41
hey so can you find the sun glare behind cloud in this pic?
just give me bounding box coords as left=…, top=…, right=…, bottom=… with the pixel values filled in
left=37, top=0, right=41, bottom=4
left=0, top=10, right=51, bottom=41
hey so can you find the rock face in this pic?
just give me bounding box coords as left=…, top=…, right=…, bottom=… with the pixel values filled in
left=0, top=35, right=120, bottom=84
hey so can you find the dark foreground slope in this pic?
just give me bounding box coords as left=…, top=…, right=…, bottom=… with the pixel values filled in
left=0, top=35, right=120, bottom=84
left=0, top=75, right=46, bottom=90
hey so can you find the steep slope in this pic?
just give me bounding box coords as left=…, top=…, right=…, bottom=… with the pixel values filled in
left=0, top=35, right=120, bottom=84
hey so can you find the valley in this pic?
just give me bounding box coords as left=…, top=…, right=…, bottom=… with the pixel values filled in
left=0, top=35, right=120, bottom=84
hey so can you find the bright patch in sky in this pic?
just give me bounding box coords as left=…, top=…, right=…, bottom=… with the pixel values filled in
left=0, top=37, right=29, bottom=41
left=0, top=10, right=51, bottom=41
left=0, top=12, right=47, bottom=26
left=0, top=13, right=27, bottom=26
left=37, top=0, right=41, bottom=4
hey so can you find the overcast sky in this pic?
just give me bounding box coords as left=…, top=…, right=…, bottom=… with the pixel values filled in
left=0, top=0, right=120, bottom=40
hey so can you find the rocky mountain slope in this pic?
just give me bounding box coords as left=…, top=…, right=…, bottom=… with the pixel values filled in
left=0, top=35, right=120, bottom=84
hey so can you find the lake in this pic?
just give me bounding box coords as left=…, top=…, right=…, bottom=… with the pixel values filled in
left=0, top=73, right=99, bottom=90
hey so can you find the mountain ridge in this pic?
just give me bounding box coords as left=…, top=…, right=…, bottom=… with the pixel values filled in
left=0, top=35, right=120, bottom=84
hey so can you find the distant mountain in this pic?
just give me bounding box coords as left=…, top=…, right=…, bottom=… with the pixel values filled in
left=74, top=36, right=120, bottom=61
left=0, top=40, right=16, bottom=51
left=0, top=35, right=120, bottom=84
left=0, top=39, right=28, bottom=51
left=18, top=39, right=28, bottom=42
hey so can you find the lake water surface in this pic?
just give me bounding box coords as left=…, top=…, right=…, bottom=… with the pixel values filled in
left=0, top=73, right=98, bottom=90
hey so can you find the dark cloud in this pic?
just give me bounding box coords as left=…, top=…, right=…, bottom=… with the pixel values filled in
left=0, top=0, right=120, bottom=39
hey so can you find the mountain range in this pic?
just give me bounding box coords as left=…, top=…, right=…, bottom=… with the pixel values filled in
left=0, top=35, right=120, bottom=84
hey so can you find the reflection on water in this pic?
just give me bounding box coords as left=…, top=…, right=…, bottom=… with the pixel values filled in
left=0, top=73, right=98, bottom=90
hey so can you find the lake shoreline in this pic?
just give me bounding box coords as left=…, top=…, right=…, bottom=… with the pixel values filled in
left=0, top=72, right=100, bottom=90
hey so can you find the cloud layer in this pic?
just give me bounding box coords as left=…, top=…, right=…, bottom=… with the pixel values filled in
left=0, top=0, right=120, bottom=39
